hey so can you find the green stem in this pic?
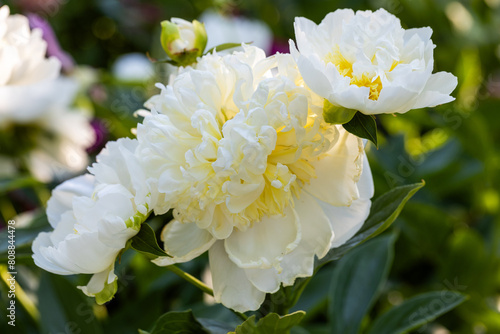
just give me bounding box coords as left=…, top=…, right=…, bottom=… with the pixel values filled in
left=285, top=263, right=326, bottom=309
left=234, top=311, right=248, bottom=322
left=287, top=262, right=329, bottom=308
left=166, top=265, right=214, bottom=296
left=166, top=265, right=248, bottom=322
left=274, top=288, right=291, bottom=316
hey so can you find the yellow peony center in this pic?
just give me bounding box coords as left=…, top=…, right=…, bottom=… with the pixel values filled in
left=163, top=74, right=336, bottom=235
left=324, top=46, right=400, bottom=101
left=350, top=74, right=383, bottom=101
left=225, top=113, right=333, bottom=230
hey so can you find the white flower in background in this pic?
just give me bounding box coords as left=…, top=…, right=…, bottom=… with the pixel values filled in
left=21, top=77, right=94, bottom=182
left=138, top=47, right=373, bottom=312
left=112, top=53, right=155, bottom=83
left=160, top=18, right=207, bottom=66
left=0, top=5, right=94, bottom=181
left=32, top=138, right=151, bottom=303
left=200, top=10, right=273, bottom=55
left=290, top=8, right=458, bottom=115
left=0, top=5, right=60, bottom=121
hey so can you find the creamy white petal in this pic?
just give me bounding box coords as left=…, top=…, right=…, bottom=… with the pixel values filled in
left=412, top=71, right=458, bottom=109
left=32, top=231, right=75, bottom=275
left=294, top=192, right=334, bottom=258
left=278, top=192, right=334, bottom=286
left=209, top=241, right=266, bottom=312
left=46, top=174, right=95, bottom=228
left=153, top=220, right=215, bottom=266
left=290, top=41, right=333, bottom=99
left=89, top=138, right=151, bottom=207
left=356, top=153, right=375, bottom=200
left=318, top=153, right=374, bottom=248
left=78, top=264, right=117, bottom=296
left=304, top=127, right=363, bottom=206
left=206, top=205, right=234, bottom=240
left=243, top=267, right=280, bottom=293
left=33, top=228, right=121, bottom=274
left=224, top=207, right=300, bottom=269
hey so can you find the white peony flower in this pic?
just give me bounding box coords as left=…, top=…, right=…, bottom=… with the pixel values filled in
left=32, top=138, right=151, bottom=303
left=138, top=46, right=373, bottom=312
left=0, top=5, right=94, bottom=182
left=22, top=77, right=94, bottom=182
left=290, top=8, right=458, bottom=115
left=0, top=5, right=60, bottom=121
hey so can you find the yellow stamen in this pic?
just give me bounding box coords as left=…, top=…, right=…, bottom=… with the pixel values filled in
left=325, top=46, right=353, bottom=77
left=350, top=74, right=383, bottom=101
left=325, top=47, right=403, bottom=101
left=389, top=60, right=401, bottom=72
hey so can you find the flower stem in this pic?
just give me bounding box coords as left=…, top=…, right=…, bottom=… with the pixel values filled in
left=234, top=311, right=248, bottom=322
left=166, top=265, right=248, bottom=322
left=166, top=265, right=214, bottom=296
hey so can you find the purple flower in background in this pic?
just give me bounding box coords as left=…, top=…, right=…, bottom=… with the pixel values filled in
left=270, top=38, right=289, bottom=55
left=28, top=13, right=75, bottom=73
left=86, top=119, right=108, bottom=154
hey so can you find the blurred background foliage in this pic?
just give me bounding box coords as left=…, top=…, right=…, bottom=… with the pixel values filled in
left=1, top=0, right=500, bottom=333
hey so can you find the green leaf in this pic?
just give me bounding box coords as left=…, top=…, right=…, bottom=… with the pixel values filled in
left=0, top=211, right=50, bottom=255
left=38, top=273, right=103, bottom=334
left=328, top=234, right=396, bottom=334
left=139, top=310, right=210, bottom=334
left=318, top=182, right=424, bottom=266
left=130, top=223, right=170, bottom=258
left=359, top=181, right=425, bottom=237
left=342, top=112, right=378, bottom=147
left=0, top=175, right=41, bottom=194
left=323, top=100, right=357, bottom=124
left=231, top=311, right=305, bottom=334
left=367, top=291, right=467, bottom=334
left=198, top=318, right=235, bottom=334
left=205, top=42, right=247, bottom=54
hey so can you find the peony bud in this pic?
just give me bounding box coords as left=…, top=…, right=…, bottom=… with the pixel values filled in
left=160, top=18, right=207, bottom=66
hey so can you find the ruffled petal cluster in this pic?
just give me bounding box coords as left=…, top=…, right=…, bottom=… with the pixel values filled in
left=32, top=139, right=152, bottom=302
left=290, top=8, right=458, bottom=115
left=141, top=46, right=373, bottom=311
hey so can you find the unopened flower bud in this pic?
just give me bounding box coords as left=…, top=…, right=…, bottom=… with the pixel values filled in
left=160, top=18, right=207, bottom=66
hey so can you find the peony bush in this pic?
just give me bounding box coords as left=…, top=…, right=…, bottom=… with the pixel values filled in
left=19, top=6, right=467, bottom=333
